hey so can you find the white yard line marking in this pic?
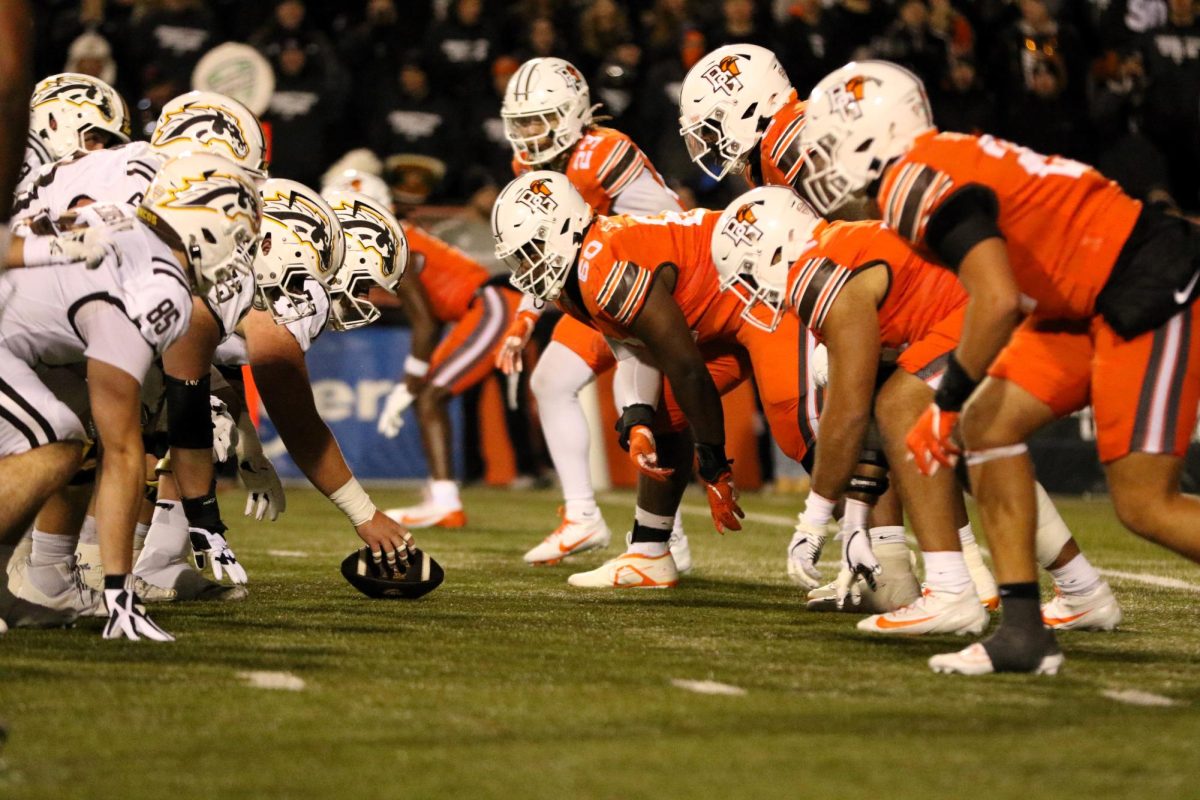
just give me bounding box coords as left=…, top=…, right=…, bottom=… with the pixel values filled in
left=266, top=550, right=309, bottom=558
left=237, top=671, right=306, bottom=691
left=671, top=679, right=747, bottom=696
left=1102, top=689, right=1182, bottom=707
left=1099, top=569, right=1200, bottom=593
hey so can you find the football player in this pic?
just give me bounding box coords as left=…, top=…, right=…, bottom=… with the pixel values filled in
left=795, top=60, right=1200, bottom=674
left=0, top=153, right=260, bottom=639
left=493, top=171, right=828, bottom=588
left=489, top=57, right=691, bottom=567
left=0, top=0, right=32, bottom=302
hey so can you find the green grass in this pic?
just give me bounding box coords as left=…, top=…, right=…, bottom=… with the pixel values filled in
left=3, top=487, right=1200, bottom=800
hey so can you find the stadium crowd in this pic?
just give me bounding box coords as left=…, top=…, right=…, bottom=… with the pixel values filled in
left=31, top=0, right=1200, bottom=213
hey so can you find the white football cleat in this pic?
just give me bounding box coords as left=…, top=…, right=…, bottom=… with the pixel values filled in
left=856, top=584, right=989, bottom=636
left=1042, top=581, right=1122, bottom=631
left=567, top=550, right=678, bottom=588
left=11, top=555, right=106, bottom=617
left=806, top=541, right=919, bottom=613
left=384, top=502, right=466, bottom=529
left=622, top=528, right=692, bottom=574
left=134, top=548, right=244, bottom=602
left=74, top=542, right=103, bottom=592
left=524, top=509, right=612, bottom=565
left=962, top=540, right=999, bottom=610
left=929, top=642, right=1064, bottom=676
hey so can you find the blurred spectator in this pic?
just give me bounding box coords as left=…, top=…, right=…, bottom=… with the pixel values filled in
left=934, top=55, right=996, bottom=134
left=641, top=27, right=707, bottom=185
left=639, top=0, right=691, bottom=65
left=385, top=154, right=447, bottom=209
left=705, top=0, right=774, bottom=50
left=339, top=0, right=404, bottom=150
left=430, top=172, right=503, bottom=274
left=824, top=0, right=894, bottom=65
left=594, top=43, right=644, bottom=136
left=1099, top=0, right=1169, bottom=48
left=260, top=33, right=343, bottom=187
left=1003, top=54, right=1088, bottom=159
left=128, top=0, right=218, bottom=97
left=1137, top=0, right=1200, bottom=208
left=465, top=55, right=521, bottom=188
left=578, top=0, right=633, bottom=76
left=928, top=0, right=974, bottom=57
left=370, top=53, right=455, bottom=177
left=427, top=0, right=497, bottom=103
left=501, top=0, right=574, bottom=54
left=870, top=0, right=949, bottom=88
left=250, top=0, right=336, bottom=64
left=779, top=1, right=832, bottom=90
left=516, top=15, right=570, bottom=62
left=65, top=30, right=118, bottom=87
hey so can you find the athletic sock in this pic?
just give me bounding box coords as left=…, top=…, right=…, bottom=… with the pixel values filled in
left=79, top=515, right=98, bottom=545
left=869, top=525, right=907, bottom=546
left=429, top=479, right=460, bottom=508
left=672, top=509, right=685, bottom=536
left=921, top=550, right=972, bottom=593
left=983, top=582, right=1059, bottom=671
left=134, top=523, right=150, bottom=551
left=141, top=500, right=190, bottom=562
left=565, top=499, right=599, bottom=520
left=628, top=508, right=672, bottom=556
left=30, top=529, right=78, bottom=566
left=1049, top=553, right=1103, bottom=596
left=957, top=523, right=976, bottom=547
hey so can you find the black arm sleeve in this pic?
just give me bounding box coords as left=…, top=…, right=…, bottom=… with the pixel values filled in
left=923, top=184, right=1003, bottom=270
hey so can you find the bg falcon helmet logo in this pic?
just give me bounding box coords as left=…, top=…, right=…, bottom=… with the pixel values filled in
left=829, top=76, right=881, bottom=121
left=722, top=202, right=763, bottom=247
left=518, top=178, right=558, bottom=213
left=702, top=55, right=744, bottom=95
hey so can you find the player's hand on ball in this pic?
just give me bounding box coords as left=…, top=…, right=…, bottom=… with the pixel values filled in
left=355, top=511, right=417, bottom=567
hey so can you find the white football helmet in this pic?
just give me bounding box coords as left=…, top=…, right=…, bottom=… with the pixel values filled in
left=151, top=91, right=269, bottom=178
left=711, top=186, right=823, bottom=332
left=29, top=73, right=130, bottom=160
left=322, top=190, right=409, bottom=331
left=502, top=57, right=595, bottom=166
left=254, top=179, right=345, bottom=323
left=492, top=170, right=592, bottom=302
left=678, top=45, right=793, bottom=182
left=798, top=61, right=933, bottom=215
left=139, top=152, right=262, bottom=298
left=321, top=168, right=392, bottom=208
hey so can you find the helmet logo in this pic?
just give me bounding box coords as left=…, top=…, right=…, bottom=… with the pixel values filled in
left=34, top=79, right=116, bottom=122
left=555, top=63, right=584, bottom=92
left=518, top=179, right=558, bottom=213
left=161, top=170, right=258, bottom=227
left=702, top=55, right=744, bottom=95
left=829, top=76, right=881, bottom=121
left=154, top=104, right=251, bottom=159
left=342, top=210, right=398, bottom=276
left=263, top=191, right=333, bottom=268
left=722, top=203, right=763, bottom=247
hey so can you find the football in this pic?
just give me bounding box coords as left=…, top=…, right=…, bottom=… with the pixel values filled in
left=340, top=546, right=444, bottom=600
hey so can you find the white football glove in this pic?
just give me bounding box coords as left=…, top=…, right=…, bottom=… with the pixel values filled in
left=810, top=343, right=829, bottom=388
left=22, top=226, right=115, bottom=269
left=210, top=395, right=238, bottom=462
left=377, top=384, right=414, bottom=438
left=787, top=518, right=828, bottom=589
left=188, top=528, right=247, bottom=584
left=835, top=525, right=882, bottom=608
left=239, top=453, right=284, bottom=521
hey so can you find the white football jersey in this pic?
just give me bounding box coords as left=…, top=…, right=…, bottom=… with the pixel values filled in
left=0, top=205, right=192, bottom=377
left=12, top=141, right=162, bottom=223
left=14, top=131, right=54, bottom=200
left=211, top=278, right=331, bottom=366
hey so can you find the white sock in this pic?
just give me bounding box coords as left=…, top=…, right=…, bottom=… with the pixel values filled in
left=1034, top=482, right=1075, bottom=568
left=672, top=509, right=684, bottom=536
left=922, top=550, right=972, bottom=593
left=429, top=479, right=460, bottom=508
left=629, top=507, right=672, bottom=556
left=142, top=500, right=190, bottom=561
left=134, top=523, right=150, bottom=550
left=565, top=499, right=599, bottom=520
left=30, top=529, right=78, bottom=566
left=531, top=343, right=597, bottom=517
left=957, top=523, right=976, bottom=547
left=627, top=541, right=669, bottom=557
left=79, top=515, right=98, bottom=545
left=1049, top=553, right=1103, bottom=596
left=869, top=525, right=907, bottom=546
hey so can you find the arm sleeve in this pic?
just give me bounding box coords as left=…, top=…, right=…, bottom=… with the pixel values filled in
left=611, top=352, right=662, bottom=410
left=922, top=184, right=1003, bottom=270
left=609, top=169, right=682, bottom=217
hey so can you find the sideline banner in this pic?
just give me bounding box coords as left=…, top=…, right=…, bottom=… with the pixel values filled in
left=257, top=326, right=462, bottom=480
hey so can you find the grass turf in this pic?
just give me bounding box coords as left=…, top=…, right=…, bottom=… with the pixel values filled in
left=2, top=487, right=1199, bottom=799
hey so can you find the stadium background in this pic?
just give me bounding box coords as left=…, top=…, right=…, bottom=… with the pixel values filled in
left=32, top=0, right=1200, bottom=490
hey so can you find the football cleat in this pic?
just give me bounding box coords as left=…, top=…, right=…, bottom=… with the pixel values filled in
left=1042, top=581, right=1122, bottom=631
left=929, top=642, right=1064, bottom=676
left=622, top=528, right=693, bottom=574
left=102, top=575, right=174, bottom=642
left=340, top=547, right=444, bottom=599
left=856, top=584, right=989, bottom=636
left=0, top=581, right=77, bottom=628
left=384, top=502, right=466, bottom=529
left=806, top=541, right=919, bottom=613
left=524, top=508, right=612, bottom=565
left=567, top=550, right=678, bottom=589
left=10, top=555, right=106, bottom=617
left=134, top=548, right=245, bottom=602
left=962, top=540, right=999, bottom=610
left=74, top=542, right=103, bottom=592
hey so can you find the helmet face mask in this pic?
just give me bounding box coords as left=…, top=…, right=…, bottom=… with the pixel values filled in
left=493, top=172, right=591, bottom=303
left=680, top=108, right=750, bottom=182
left=502, top=58, right=593, bottom=166
left=254, top=179, right=345, bottom=324
left=322, top=190, right=409, bottom=331
left=30, top=73, right=130, bottom=161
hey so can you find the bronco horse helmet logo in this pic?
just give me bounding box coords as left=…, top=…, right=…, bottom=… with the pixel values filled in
left=153, top=103, right=251, bottom=160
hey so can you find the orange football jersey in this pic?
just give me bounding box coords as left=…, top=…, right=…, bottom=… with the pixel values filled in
left=403, top=222, right=490, bottom=323
left=877, top=131, right=1142, bottom=320
left=558, top=209, right=742, bottom=344
left=786, top=220, right=966, bottom=348
left=512, top=126, right=671, bottom=215
left=759, top=93, right=806, bottom=190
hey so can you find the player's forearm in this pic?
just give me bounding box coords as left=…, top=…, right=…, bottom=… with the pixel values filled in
left=955, top=238, right=1022, bottom=380
left=809, top=401, right=872, bottom=501
left=662, top=357, right=724, bottom=446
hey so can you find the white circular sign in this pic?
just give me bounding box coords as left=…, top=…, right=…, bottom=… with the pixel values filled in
left=192, top=43, right=275, bottom=117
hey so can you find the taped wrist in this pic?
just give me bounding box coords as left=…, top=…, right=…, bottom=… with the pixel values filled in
left=694, top=442, right=731, bottom=482
left=615, top=403, right=655, bottom=451
left=165, top=373, right=214, bottom=449
left=181, top=492, right=226, bottom=535
left=933, top=353, right=978, bottom=412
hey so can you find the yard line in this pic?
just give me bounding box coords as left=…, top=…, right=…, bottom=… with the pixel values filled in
left=266, top=550, right=310, bottom=558
left=1102, top=689, right=1182, bottom=707
left=1098, top=569, right=1200, bottom=593
left=671, top=679, right=747, bottom=696
left=237, top=671, right=306, bottom=691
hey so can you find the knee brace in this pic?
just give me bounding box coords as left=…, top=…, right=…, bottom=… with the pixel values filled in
left=164, top=373, right=213, bottom=450
left=848, top=472, right=889, bottom=499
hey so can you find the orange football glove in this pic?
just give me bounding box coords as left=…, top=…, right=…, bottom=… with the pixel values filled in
left=628, top=425, right=674, bottom=482
left=494, top=310, right=539, bottom=374
left=702, top=470, right=744, bottom=534
left=905, top=404, right=960, bottom=476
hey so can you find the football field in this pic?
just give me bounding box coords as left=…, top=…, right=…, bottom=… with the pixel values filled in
left=2, top=487, right=1199, bottom=799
